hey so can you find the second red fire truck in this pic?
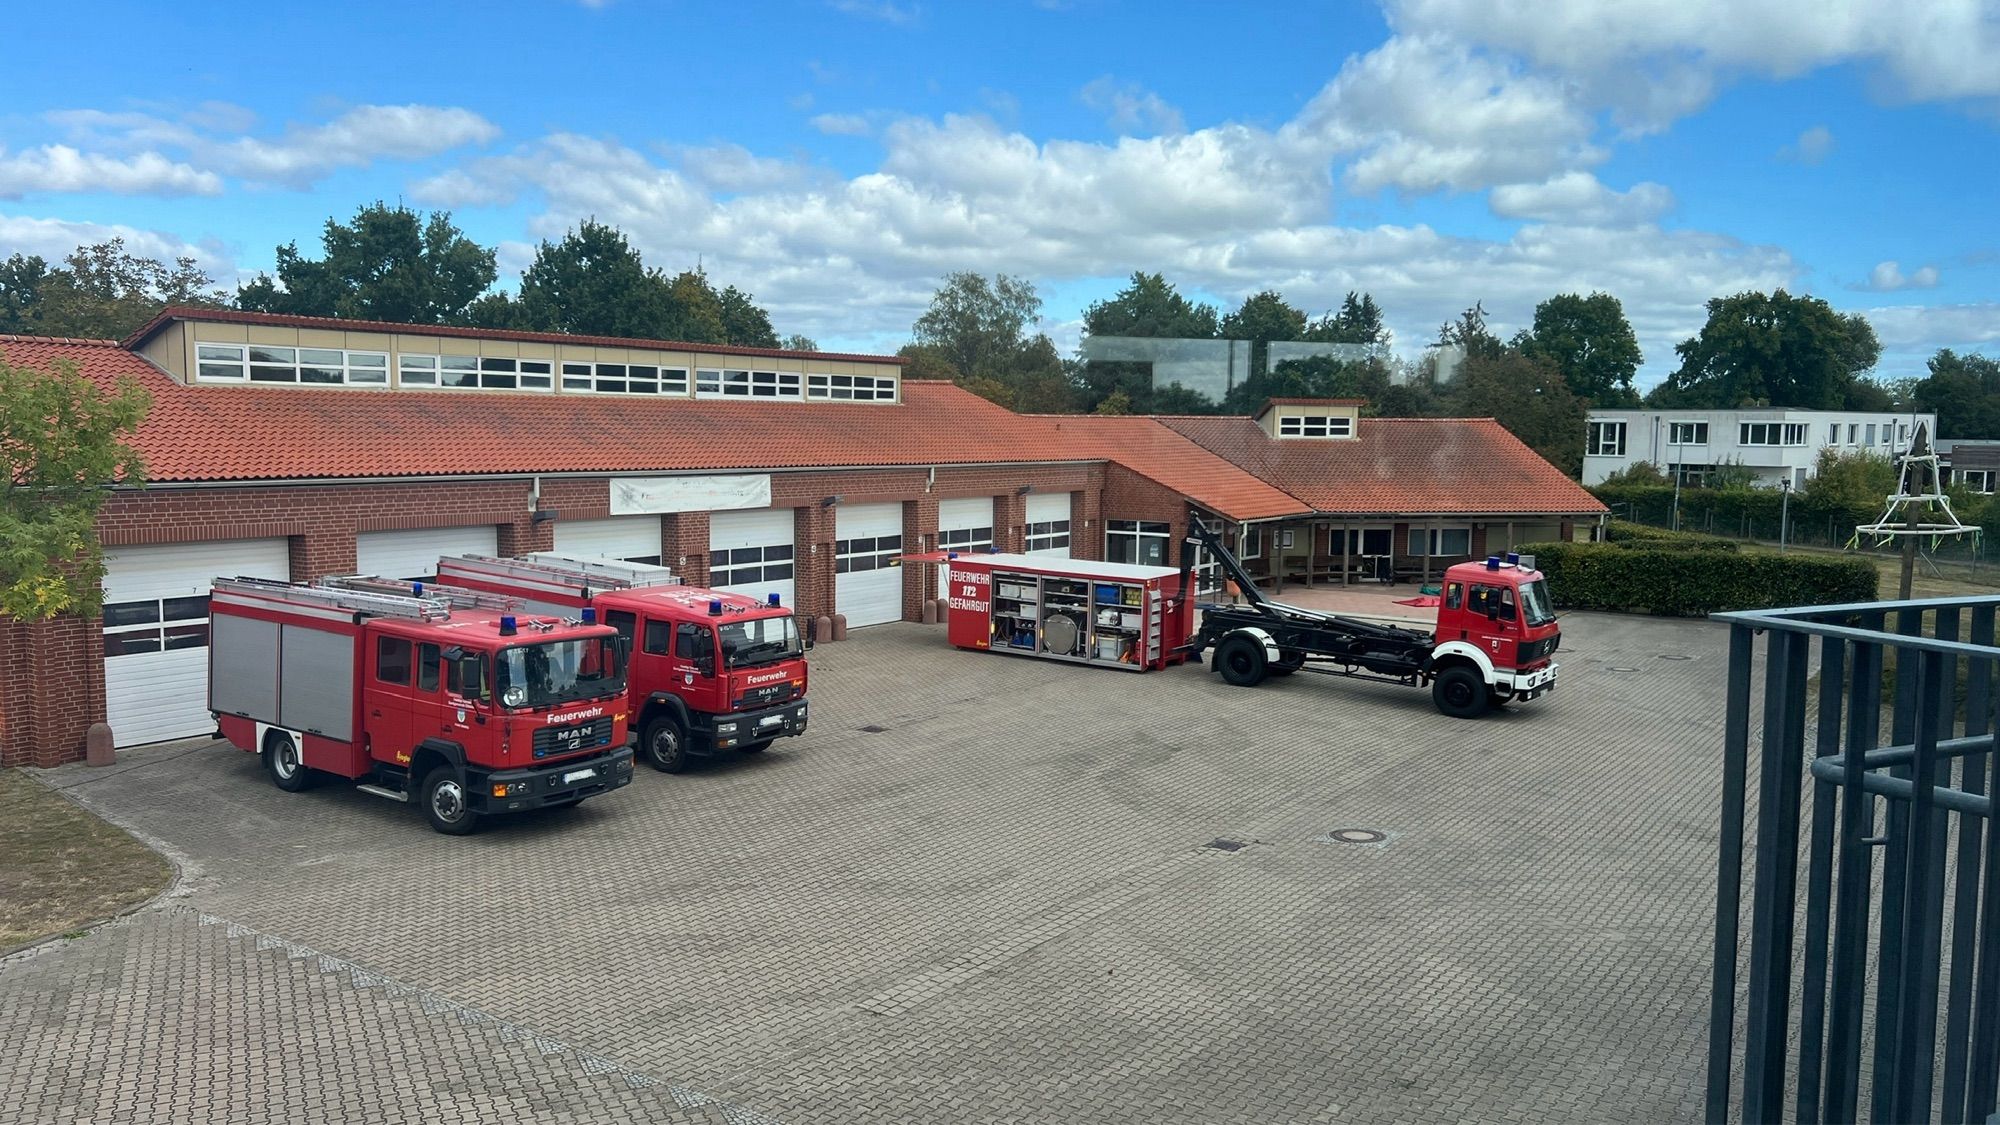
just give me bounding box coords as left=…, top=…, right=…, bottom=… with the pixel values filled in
left=435, top=554, right=811, bottom=773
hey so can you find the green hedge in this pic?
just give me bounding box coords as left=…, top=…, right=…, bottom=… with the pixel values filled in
left=1601, top=520, right=1739, bottom=552
left=1517, top=541, right=1878, bottom=616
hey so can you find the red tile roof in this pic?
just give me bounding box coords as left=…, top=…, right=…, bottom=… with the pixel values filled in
left=0, top=333, right=1603, bottom=521
left=1158, top=415, right=1606, bottom=516
left=122, top=306, right=904, bottom=365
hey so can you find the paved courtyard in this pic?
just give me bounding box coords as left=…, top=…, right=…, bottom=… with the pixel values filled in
left=4, top=612, right=1731, bottom=1124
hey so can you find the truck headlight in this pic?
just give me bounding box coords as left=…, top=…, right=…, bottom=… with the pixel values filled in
left=503, top=686, right=527, bottom=708
left=717, top=721, right=738, bottom=734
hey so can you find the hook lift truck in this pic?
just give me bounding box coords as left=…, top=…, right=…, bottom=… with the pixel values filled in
left=1177, top=514, right=1560, bottom=718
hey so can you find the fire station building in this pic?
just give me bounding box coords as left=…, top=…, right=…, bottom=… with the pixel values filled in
left=0, top=308, right=1604, bottom=766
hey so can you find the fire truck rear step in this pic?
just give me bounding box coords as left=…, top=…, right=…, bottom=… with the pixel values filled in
left=354, top=783, right=410, bottom=803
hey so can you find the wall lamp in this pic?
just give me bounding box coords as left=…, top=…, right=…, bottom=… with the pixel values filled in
left=821, top=495, right=842, bottom=507
left=531, top=509, right=557, bottom=524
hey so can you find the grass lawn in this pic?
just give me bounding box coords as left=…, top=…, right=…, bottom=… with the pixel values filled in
left=1763, top=541, right=2000, bottom=601
left=0, top=769, right=172, bottom=950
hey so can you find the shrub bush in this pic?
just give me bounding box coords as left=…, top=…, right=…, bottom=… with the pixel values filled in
left=1517, top=541, right=1878, bottom=616
left=1600, top=520, right=1739, bottom=552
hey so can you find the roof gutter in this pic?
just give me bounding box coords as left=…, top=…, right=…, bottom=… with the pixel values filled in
left=117, top=459, right=1110, bottom=491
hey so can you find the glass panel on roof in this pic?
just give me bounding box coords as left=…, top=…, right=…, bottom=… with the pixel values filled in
left=300, top=348, right=343, bottom=366
left=248, top=346, right=296, bottom=364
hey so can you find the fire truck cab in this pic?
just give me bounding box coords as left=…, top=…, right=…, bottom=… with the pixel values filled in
left=208, top=576, right=635, bottom=834
left=435, top=554, right=811, bottom=773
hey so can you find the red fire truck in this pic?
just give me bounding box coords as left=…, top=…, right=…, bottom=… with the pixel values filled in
left=208, top=576, right=635, bottom=834
left=434, top=554, right=811, bottom=773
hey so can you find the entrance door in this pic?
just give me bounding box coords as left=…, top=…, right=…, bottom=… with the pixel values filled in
left=1025, top=493, right=1072, bottom=557
left=835, top=502, right=905, bottom=627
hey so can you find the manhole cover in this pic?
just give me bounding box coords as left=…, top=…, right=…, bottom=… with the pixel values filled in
left=1328, top=828, right=1386, bottom=844
left=1206, top=838, right=1247, bottom=852
left=858, top=724, right=890, bottom=733
left=1658, top=654, right=1693, bottom=661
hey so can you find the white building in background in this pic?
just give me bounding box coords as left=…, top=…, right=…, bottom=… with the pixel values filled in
left=1582, top=408, right=1938, bottom=488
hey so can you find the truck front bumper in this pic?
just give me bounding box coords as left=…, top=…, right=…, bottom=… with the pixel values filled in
left=695, top=699, right=810, bottom=753
left=472, top=745, right=635, bottom=813
left=1498, top=661, right=1559, bottom=701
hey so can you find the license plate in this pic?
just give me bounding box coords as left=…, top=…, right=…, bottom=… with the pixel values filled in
left=758, top=715, right=783, bottom=728
left=562, top=768, right=596, bottom=784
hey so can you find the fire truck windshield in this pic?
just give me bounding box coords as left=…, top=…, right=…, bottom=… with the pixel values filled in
left=1519, top=578, right=1555, bottom=627
left=720, top=615, right=801, bottom=668
left=496, top=636, right=627, bottom=709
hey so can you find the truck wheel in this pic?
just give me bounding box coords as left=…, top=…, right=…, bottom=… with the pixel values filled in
left=263, top=731, right=315, bottom=793
left=1487, top=688, right=1512, bottom=708
left=743, top=739, right=774, bottom=753
left=1432, top=666, right=1491, bottom=719
left=420, top=767, right=481, bottom=835
left=642, top=716, right=691, bottom=773
left=1215, top=635, right=1269, bottom=687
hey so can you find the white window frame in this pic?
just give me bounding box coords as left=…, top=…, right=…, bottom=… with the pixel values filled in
left=1668, top=421, right=1709, bottom=445
left=1276, top=414, right=1353, bottom=439
left=806, top=372, right=899, bottom=402
left=397, top=353, right=553, bottom=392
left=198, top=342, right=389, bottom=387
left=1105, top=519, right=1171, bottom=566
left=1333, top=526, right=1394, bottom=557
left=1739, top=422, right=1806, bottom=447
left=1960, top=469, right=1995, bottom=494
left=1587, top=420, right=1627, bottom=457
left=834, top=532, right=904, bottom=574
left=709, top=542, right=795, bottom=586
left=696, top=368, right=803, bottom=400
left=1407, top=526, right=1473, bottom=558
left=937, top=524, right=993, bottom=554
left=1025, top=519, right=1071, bottom=553
left=560, top=361, right=690, bottom=396
left=102, top=592, right=211, bottom=658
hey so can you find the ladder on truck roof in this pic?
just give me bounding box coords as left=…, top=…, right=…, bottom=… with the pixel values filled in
left=446, top=552, right=683, bottom=591
left=213, top=575, right=456, bottom=622
left=320, top=575, right=523, bottom=614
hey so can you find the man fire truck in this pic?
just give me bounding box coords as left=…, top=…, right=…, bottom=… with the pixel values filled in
left=1181, top=516, right=1559, bottom=718
left=208, top=576, right=635, bottom=834
left=433, top=554, right=810, bottom=773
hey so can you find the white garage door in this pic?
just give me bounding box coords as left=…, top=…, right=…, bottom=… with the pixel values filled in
left=103, top=538, right=290, bottom=748
left=358, top=525, right=499, bottom=582
left=836, top=502, right=905, bottom=628
left=937, top=496, right=994, bottom=590
left=1025, top=492, right=1072, bottom=557
left=555, top=516, right=662, bottom=564
left=710, top=508, right=795, bottom=607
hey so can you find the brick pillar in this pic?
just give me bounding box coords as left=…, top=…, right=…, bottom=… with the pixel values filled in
left=795, top=504, right=836, bottom=619
left=1560, top=518, right=1575, bottom=543
left=903, top=495, right=939, bottom=621
left=1071, top=489, right=1101, bottom=561
left=2, top=614, right=100, bottom=767
left=995, top=493, right=1026, bottom=553
left=292, top=531, right=358, bottom=583
left=499, top=518, right=552, bottom=556
left=1470, top=524, right=1488, bottom=561
left=662, top=512, right=711, bottom=585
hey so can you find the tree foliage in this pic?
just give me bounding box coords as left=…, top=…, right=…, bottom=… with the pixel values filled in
left=1516, top=292, right=1642, bottom=405
left=1436, top=302, right=1507, bottom=363
left=1305, top=291, right=1391, bottom=348
left=1081, top=272, right=1219, bottom=339
left=908, top=273, right=1072, bottom=411
left=1648, top=290, right=1884, bottom=410
left=1220, top=290, right=1307, bottom=381
left=237, top=202, right=496, bottom=326
left=1, top=241, right=225, bottom=340
left=0, top=356, right=151, bottom=620
left=1448, top=349, right=1586, bottom=476
left=1908, top=349, right=2000, bottom=439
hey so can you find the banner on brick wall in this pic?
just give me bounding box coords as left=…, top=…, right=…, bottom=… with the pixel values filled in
left=608, top=474, right=772, bottom=515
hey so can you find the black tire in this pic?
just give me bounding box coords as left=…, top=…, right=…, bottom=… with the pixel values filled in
left=1432, top=665, right=1491, bottom=719
left=1215, top=635, right=1269, bottom=687
left=642, top=716, right=691, bottom=773
left=743, top=739, right=774, bottom=753
left=1487, top=688, right=1512, bottom=708
left=263, top=731, right=315, bottom=793
left=420, top=766, right=481, bottom=835
left=1270, top=650, right=1306, bottom=677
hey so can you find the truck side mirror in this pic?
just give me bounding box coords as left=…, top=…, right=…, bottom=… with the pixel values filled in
left=802, top=630, right=815, bottom=652
left=695, top=652, right=715, bottom=677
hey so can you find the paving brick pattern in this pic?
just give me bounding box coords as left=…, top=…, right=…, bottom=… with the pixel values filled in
left=8, top=612, right=1731, bottom=1123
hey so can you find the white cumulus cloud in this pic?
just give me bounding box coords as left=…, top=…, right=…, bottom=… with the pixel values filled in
left=1779, top=125, right=1835, bottom=164
left=0, top=212, right=234, bottom=281
left=1079, top=78, right=1186, bottom=136
left=1489, top=172, right=1675, bottom=225
left=1865, top=260, right=1941, bottom=291
left=0, top=145, right=222, bottom=199
left=809, top=113, right=872, bottom=137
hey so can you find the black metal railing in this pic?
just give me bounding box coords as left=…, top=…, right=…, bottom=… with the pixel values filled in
left=1708, top=595, right=2000, bottom=1124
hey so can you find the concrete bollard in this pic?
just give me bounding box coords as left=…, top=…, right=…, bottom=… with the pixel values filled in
left=935, top=597, right=950, bottom=622
left=85, top=722, right=115, bottom=767
left=920, top=600, right=937, bottom=625
left=814, top=615, right=834, bottom=645
left=831, top=614, right=849, bottom=642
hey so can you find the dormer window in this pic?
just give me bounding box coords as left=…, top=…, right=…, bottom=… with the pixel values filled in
left=197, top=343, right=388, bottom=386
left=1278, top=414, right=1352, bottom=439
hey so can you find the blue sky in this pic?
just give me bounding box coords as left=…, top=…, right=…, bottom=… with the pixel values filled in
left=2, top=0, right=1996, bottom=389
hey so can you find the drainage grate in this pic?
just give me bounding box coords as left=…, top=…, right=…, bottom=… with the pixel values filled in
left=858, top=724, right=890, bottom=733
left=1607, top=666, right=1640, bottom=673
left=1658, top=654, right=1693, bottom=661
left=1205, top=838, right=1247, bottom=852
left=1326, top=828, right=1386, bottom=845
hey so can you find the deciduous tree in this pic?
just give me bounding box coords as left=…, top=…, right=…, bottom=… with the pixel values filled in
left=237, top=203, right=496, bottom=326
left=0, top=355, right=150, bottom=619
left=1648, top=290, right=1884, bottom=410
left=1517, top=292, right=1643, bottom=405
